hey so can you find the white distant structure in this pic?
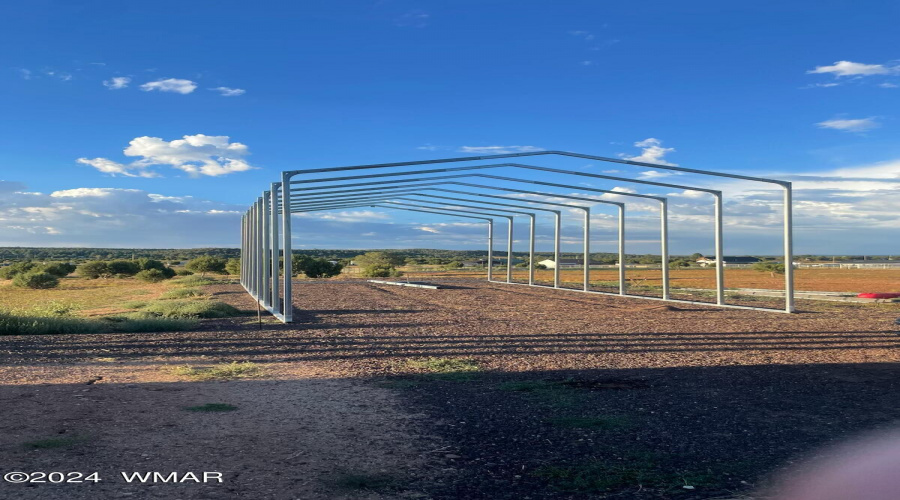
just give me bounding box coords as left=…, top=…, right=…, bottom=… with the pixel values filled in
left=696, top=256, right=761, bottom=268
left=538, top=258, right=587, bottom=269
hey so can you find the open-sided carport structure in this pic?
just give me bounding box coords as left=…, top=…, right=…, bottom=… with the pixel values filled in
left=241, top=151, right=795, bottom=322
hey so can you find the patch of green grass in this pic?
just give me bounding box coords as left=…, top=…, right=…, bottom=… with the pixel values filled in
left=24, top=435, right=87, bottom=450
left=139, top=300, right=242, bottom=318
left=406, top=357, right=482, bottom=380
left=185, top=403, right=238, bottom=412
left=548, top=415, right=631, bottom=429
left=160, top=287, right=208, bottom=300
left=169, top=276, right=218, bottom=287
left=534, top=456, right=715, bottom=493
left=0, top=312, right=196, bottom=335
left=169, top=361, right=264, bottom=381
left=330, top=472, right=404, bottom=492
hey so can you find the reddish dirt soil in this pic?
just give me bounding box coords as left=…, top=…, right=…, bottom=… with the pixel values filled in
left=1, top=280, right=898, bottom=499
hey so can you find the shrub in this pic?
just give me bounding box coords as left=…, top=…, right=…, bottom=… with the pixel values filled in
left=0, top=312, right=196, bottom=335
left=0, top=262, right=38, bottom=280
left=40, top=262, right=76, bottom=277
left=137, top=258, right=176, bottom=278
left=175, top=269, right=194, bottom=276
left=186, top=256, right=227, bottom=276
left=135, top=269, right=168, bottom=283
left=753, top=261, right=786, bottom=276
left=354, top=252, right=404, bottom=278
left=77, top=261, right=111, bottom=279
left=225, top=258, right=241, bottom=276
left=296, top=258, right=343, bottom=279
left=12, top=272, right=60, bottom=289
left=140, top=300, right=242, bottom=318
left=107, top=260, right=141, bottom=277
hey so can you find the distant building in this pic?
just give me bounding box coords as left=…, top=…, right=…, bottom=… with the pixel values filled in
left=538, top=258, right=590, bottom=269
left=696, top=256, right=761, bottom=267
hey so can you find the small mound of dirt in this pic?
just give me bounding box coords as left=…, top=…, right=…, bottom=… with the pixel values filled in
left=556, top=378, right=650, bottom=390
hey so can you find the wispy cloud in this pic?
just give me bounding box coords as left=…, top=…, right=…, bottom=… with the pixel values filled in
left=568, top=30, right=595, bottom=41
left=78, top=134, right=255, bottom=178
left=458, top=145, right=544, bottom=154
left=140, top=78, right=198, bottom=94
left=620, top=138, right=678, bottom=166
left=102, top=76, right=131, bottom=90
left=0, top=184, right=246, bottom=247
left=807, top=60, right=896, bottom=77
left=395, top=9, right=429, bottom=28
left=816, top=117, right=880, bottom=133
left=210, top=86, right=245, bottom=96
left=19, top=69, right=32, bottom=80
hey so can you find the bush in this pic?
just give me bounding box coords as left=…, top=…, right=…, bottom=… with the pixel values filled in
left=135, top=269, right=168, bottom=283
left=171, top=275, right=217, bottom=287
left=175, top=269, right=194, bottom=276
left=77, top=261, right=111, bottom=279
left=294, top=257, right=343, bottom=279
left=225, top=258, right=240, bottom=276
left=107, top=260, right=141, bottom=277
left=354, top=252, right=404, bottom=278
left=753, top=261, right=786, bottom=276
left=12, top=272, right=60, bottom=289
left=40, top=262, right=76, bottom=277
left=140, top=300, right=242, bottom=318
left=186, top=256, right=227, bottom=276
left=0, top=261, right=38, bottom=280
left=137, top=258, right=176, bottom=278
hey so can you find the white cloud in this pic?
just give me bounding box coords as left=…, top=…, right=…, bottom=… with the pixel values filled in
left=816, top=117, right=880, bottom=133
left=76, top=158, right=159, bottom=178
left=568, top=30, right=595, bottom=41
left=140, top=78, right=198, bottom=94
left=415, top=226, right=441, bottom=233
left=0, top=184, right=246, bottom=247
left=458, top=145, right=544, bottom=154
left=45, top=70, right=72, bottom=81
left=395, top=10, right=429, bottom=28
left=807, top=60, right=895, bottom=77
left=79, top=134, right=255, bottom=178
left=878, top=83, right=898, bottom=88
left=417, top=144, right=440, bottom=151
left=103, top=76, right=131, bottom=89
left=19, top=69, right=32, bottom=80
left=621, top=138, right=678, bottom=166
left=211, top=86, right=245, bottom=96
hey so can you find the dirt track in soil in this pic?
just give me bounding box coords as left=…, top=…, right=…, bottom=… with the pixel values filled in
left=1, top=280, right=898, bottom=499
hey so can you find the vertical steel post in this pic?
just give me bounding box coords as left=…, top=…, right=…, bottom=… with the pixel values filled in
left=660, top=200, right=670, bottom=300
left=714, top=193, right=725, bottom=305
left=583, top=208, right=590, bottom=292
left=281, top=173, right=293, bottom=322
left=553, top=211, right=561, bottom=288
left=528, top=215, right=535, bottom=286
left=270, top=183, right=280, bottom=314
left=249, top=204, right=256, bottom=296
left=618, top=204, right=625, bottom=296
left=783, top=184, right=795, bottom=313
left=487, top=219, right=494, bottom=281
left=257, top=197, right=264, bottom=301
left=506, top=216, right=513, bottom=283
left=262, top=192, right=271, bottom=307
left=240, top=214, right=245, bottom=287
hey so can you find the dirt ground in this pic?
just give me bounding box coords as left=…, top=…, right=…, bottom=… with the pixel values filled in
left=1, top=279, right=899, bottom=499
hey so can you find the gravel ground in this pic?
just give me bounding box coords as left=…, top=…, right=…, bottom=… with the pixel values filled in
left=1, top=279, right=898, bottom=499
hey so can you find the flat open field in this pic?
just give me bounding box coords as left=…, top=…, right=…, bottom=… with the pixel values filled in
left=1, top=279, right=899, bottom=499
left=395, top=267, right=900, bottom=294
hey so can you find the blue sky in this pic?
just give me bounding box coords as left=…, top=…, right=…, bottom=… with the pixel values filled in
left=1, top=1, right=899, bottom=254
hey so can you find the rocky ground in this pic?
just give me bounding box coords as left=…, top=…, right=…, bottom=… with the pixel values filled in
left=1, top=279, right=898, bottom=499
